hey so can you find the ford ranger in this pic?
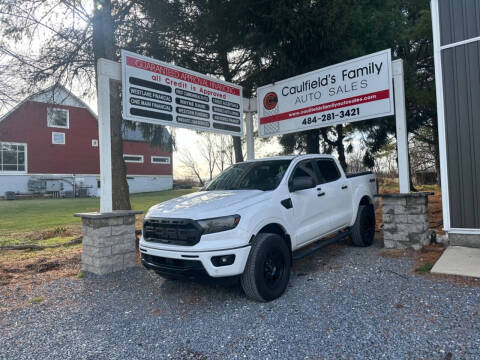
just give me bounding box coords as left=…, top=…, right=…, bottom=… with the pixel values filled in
left=140, top=154, right=377, bottom=301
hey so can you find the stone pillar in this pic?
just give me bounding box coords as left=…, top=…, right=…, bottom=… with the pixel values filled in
left=74, top=211, right=143, bottom=275
left=376, top=192, right=433, bottom=250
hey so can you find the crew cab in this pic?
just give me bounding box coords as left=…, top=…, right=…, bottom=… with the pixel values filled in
left=140, top=154, right=377, bottom=301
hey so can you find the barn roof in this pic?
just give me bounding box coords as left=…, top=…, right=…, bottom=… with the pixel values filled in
left=0, top=84, right=97, bottom=123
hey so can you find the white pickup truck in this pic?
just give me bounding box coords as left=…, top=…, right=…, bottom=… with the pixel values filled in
left=140, top=154, right=377, bottom=301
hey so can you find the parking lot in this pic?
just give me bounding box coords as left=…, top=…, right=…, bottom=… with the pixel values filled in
left=1, top=239, right=479, bottom=360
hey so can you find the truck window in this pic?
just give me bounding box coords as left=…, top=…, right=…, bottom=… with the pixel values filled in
left=316, top=159, right=341, bottom=184
left=206, top=160, right=292, bottom=191
left=291, top=160, right=317, bottom=182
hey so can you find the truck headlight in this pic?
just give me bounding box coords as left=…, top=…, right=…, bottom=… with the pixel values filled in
left=197, top=215, right=241, bottom=234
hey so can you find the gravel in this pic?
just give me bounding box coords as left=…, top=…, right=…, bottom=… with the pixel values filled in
left=1, top=241, right=479, bottom=360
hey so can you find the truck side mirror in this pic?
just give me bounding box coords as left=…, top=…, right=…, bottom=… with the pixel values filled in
left=289, top=176, right=316, bottom=192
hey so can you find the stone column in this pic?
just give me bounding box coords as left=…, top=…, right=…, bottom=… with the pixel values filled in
left=74, top=211, right=143, bottom=275
left=376, top=192, right=433, bottom=250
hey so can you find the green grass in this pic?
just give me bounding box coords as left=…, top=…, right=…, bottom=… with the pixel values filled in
left=0, top=189, right=197, bottom=238
left=28, top=296, right=44, bottom=303
left=0, top=236, right=79, bottom=248
left=415, top=262, right=434, bottom=274
left=380, top=182, right=440, bottom=193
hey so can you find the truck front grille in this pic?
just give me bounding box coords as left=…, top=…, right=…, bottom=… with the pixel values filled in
left=143, top=218, right=203, bottom=246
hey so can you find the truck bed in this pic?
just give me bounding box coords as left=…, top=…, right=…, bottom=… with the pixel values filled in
left=346, top=171, right=373, bottom=178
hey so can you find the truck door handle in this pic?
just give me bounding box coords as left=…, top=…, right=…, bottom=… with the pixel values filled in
left=341, top=185, right=348, bottom=190
left=317, top=192, right=325, bottom=197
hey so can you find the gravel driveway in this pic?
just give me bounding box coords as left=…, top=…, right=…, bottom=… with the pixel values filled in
left=1, top=240, right=479, bottom=360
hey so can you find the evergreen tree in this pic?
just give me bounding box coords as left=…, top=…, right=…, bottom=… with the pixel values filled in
left=136, top=0, right=260, bottom=162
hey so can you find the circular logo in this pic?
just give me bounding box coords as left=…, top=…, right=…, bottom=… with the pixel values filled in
left=263, top=92, right=278, bottom=110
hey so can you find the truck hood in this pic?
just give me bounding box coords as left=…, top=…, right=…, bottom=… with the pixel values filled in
left=145, top=190, right=268, bottom=219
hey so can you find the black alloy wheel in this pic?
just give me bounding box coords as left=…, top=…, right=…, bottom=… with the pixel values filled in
left=241, top=232, right=291, bottom=302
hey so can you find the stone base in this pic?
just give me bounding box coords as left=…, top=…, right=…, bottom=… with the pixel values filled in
left=448, top=233, right=480, bottom=248
left=75, top=211, right=143, bottom=275
left=376, top=192, right=433, bottom=250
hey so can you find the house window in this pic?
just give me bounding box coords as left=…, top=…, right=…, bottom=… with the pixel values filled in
left=0, top=142, right=27, bottom=173
left=47, top=108, right=69, bottom=129
left=151, top=156, right=171, bottom=164
left=52, top=132, right=65, bottom=145
left=92, top=139, right=98, bottom=147
left=123, top=154, right=144, bottom=163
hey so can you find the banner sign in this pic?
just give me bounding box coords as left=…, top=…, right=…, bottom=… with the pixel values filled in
left=257, top=49, right=394, bottom=137
left=122, top=50, right=243, bottom=136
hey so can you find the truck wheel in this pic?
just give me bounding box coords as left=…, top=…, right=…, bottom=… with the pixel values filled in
left=241, top=233, right=291, bottom=302
left=351, top=204, right=375, bottom=247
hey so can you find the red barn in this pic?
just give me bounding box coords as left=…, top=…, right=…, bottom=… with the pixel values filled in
left=0, top=86, right=173, bottom=197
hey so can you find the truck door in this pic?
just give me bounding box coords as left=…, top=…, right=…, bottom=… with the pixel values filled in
left=289, top=160, right=331, bottom=246
left=314, top=158, right=352, bottom=230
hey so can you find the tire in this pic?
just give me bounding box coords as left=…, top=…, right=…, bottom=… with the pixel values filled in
left=240, top=233, right=291, bottom=302
left=351, top=204, right=375, bottom=247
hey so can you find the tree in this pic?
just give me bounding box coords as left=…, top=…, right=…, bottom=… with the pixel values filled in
left=214, top=135, right=234, bottom=173
left=178, top=149, right=204, bottom=186
left=0, top=0, right=171, bottom=209
left=137, top=0, right=261, bottom=163
left=240, top=0, right=438, bottom=182
left=199, top=133, right=218, bottom=181
left=237, top=0, right=398, bottom=164
left=351, top=0, right=438, bottom=182
left=394, top=1, right=439, bottom=183
left=0, top=54, right=18, bottom=113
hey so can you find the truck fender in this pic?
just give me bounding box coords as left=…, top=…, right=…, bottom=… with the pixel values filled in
left=350, top=186, right=374, bottom=225
left=250, top=217, right=291, bottom=238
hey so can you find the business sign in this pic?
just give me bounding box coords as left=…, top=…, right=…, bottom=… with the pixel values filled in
left=121, top=50, right=243, bottom=136
left=257, top=49, right=394, bottom=137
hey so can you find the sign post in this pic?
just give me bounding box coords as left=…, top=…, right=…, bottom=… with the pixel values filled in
left=243, top=97, right=257, bottom=160
left=97, top=58, right=121, bottom=213
left=392, top=59, right=410, bottom=193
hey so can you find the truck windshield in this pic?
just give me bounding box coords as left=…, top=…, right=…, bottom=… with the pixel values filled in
left=205, top=160, right=292, bottom=191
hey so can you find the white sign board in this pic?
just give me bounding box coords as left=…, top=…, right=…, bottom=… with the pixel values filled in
left=121, top=50, right=243, bottom=136
left=257, top=49, right=394, bottom=137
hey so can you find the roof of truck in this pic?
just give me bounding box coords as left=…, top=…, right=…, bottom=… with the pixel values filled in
left=243, top=154, right=333, bottom=163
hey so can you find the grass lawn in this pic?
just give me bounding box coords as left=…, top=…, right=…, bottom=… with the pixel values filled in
left=379, top=180, right=439, bottom=194
left=0, top=188, right=197, bottom=245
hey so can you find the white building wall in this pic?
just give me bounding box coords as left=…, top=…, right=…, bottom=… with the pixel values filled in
left=0, top=175, right=31, bottom=195
left=0, top=174, right=173, bottom=197
left=126, top=175, right=173, bottom=194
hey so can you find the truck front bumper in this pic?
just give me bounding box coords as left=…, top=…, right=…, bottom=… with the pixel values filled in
left=139, top=244, right=251, bottom=278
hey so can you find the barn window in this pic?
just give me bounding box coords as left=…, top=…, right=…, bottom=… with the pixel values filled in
left=47, top=108, right=69, bottom=129
left=52, top=132, right=65, bottom=145
left=151, top=156, right=170, bottom=164
left=123, top=154, right=144, bottom=163
left=0, top=142, right=27, bottom=173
